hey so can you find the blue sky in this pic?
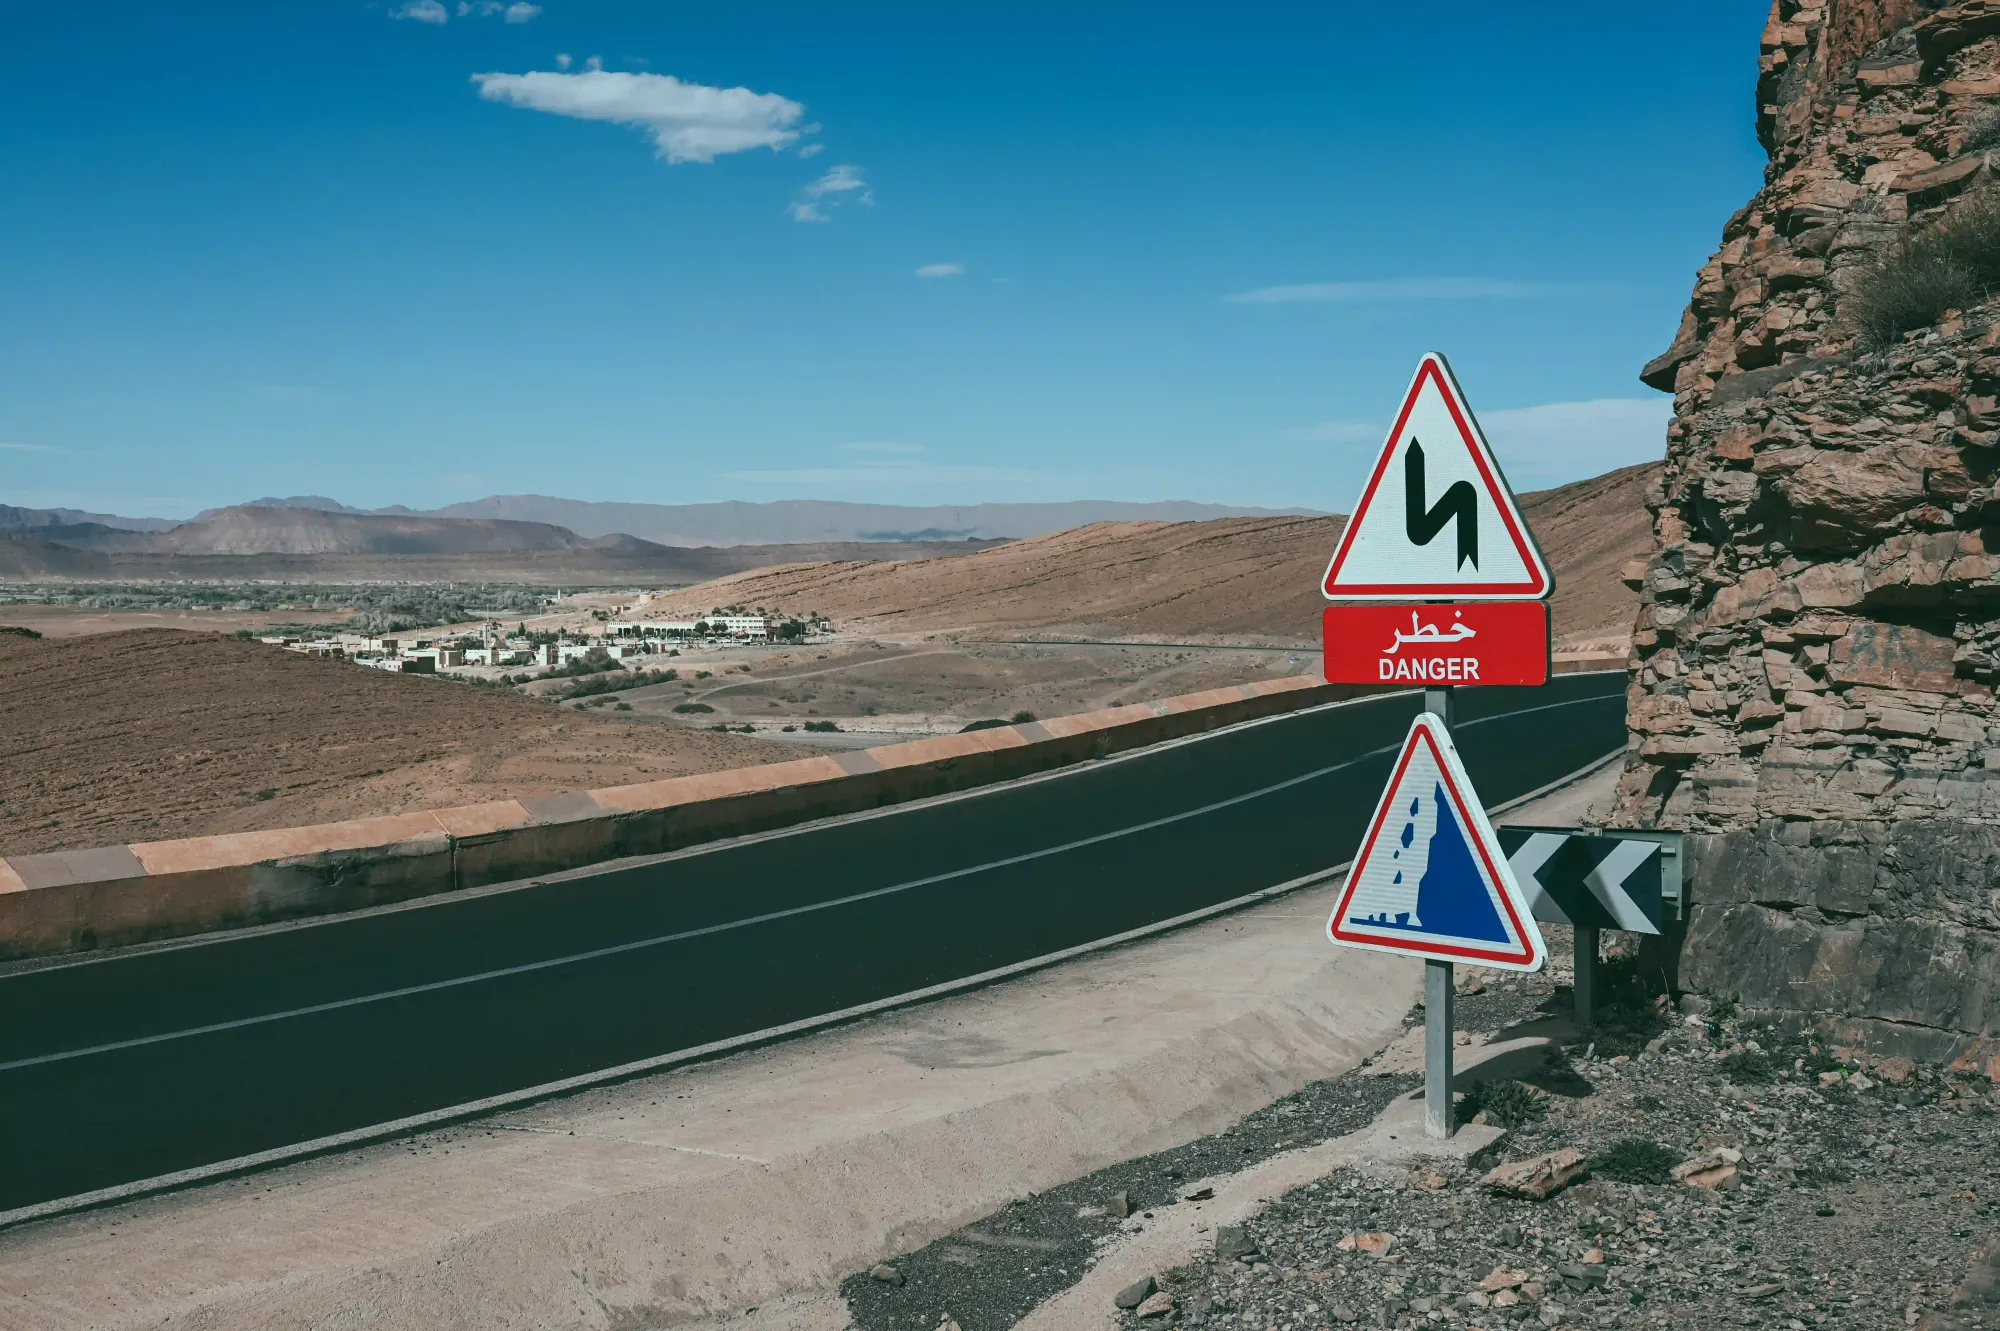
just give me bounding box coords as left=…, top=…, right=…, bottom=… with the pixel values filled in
left=0, top=1, right=1768, bottom=519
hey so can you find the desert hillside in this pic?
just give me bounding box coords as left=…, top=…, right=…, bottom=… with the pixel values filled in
left=639, top=462, right=1659, bottom=646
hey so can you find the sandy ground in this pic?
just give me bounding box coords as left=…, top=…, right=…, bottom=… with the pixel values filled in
left=0, top=630, right=804, bottom=855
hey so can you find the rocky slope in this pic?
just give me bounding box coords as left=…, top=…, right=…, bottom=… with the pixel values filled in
left=1619, top=0, right=2000, bottom=1067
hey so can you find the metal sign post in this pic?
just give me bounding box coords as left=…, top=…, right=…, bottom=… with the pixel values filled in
left=1423, top=683, right=1454, bottom=1137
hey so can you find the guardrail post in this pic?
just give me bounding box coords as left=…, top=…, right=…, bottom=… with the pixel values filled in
left=1574, top=922, right=1599, bottom=1027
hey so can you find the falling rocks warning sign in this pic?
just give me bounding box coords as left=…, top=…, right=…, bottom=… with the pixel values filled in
left=1327, top=712, right=1545, bottom=971
left=1322, top=602, right=1549, bottom=687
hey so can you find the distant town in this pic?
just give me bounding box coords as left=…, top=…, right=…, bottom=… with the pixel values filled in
left=261, top=601, right=829, bottom=676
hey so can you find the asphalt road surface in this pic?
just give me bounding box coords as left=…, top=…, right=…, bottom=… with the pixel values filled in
left=0, top=673, right=1624, bottom=1213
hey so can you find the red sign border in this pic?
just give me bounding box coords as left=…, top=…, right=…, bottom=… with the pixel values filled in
left=1326, top=715, right=1543, bottom=968
left=1321, top=601, right=1550, bottom=687
left=1321, top=353, right=1552, bottom=601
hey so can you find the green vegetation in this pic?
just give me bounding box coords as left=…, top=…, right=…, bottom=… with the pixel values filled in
left=1849, top=185, right=2000, bottom=348
left=0, top=625, right=41, bottom=640
left=0, top=580, right=555, bottom=634
left=554, top=666, right=675, bottom=701
left=1456, top=1079, right=1548, bottom=1129
left=803, top=720, right=841, bottom=732
left=1590, top=1138, right=1680, bottom=1185
left=674, top=702, right=715, bottom=714
left=960, top=718, right=1010, bottom=732
left=1010, top=709, right=1037, bottom=723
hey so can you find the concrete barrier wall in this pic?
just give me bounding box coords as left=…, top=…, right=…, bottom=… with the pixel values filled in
left=0, top=675, right=1363, bottom=963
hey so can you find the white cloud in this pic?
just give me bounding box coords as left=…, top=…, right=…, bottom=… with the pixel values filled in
left=470, top=69, right=808, bottom=164
left=584, top=54, right=602, bottom=72
left=554, top=52, right=572, bottom=70
left=504, top=1, right=541, bottom=21
left=1225, top=278, right=1618, bottom=304
left=802, top=163, right=868, bottom=198
left=0, top=442, right=57, bottom=453
left=789, top=164, right=872, bottom=222
left=798, top=142, right=824, bottom=158
left=1477, top=398, right=1671, bottom=488
left=840, top=442, right=925, bottom=454
left=393, top=0, right=448, bottom=22
left=915, top=262, right=964, bottom=279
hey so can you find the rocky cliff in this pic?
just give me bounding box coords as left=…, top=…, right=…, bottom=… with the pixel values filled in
left=1623, top=0, right=2000, bottom=1069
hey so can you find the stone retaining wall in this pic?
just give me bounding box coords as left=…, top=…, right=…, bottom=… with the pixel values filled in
left=0, top=675, right=1354, bottom=963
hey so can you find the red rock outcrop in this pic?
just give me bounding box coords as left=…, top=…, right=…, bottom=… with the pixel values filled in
left=1624, top=0, right=2000, bottom=1069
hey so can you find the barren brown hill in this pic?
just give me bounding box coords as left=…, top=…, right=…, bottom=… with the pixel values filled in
left=0, top=629, right=804, bottom=856
left=645, top=462, right=1658, bottom=645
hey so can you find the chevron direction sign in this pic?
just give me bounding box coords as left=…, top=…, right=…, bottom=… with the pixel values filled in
left=1496, top=826, right=1670, bottom=936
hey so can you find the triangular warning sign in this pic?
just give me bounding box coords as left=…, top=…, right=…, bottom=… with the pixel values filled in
left=1322, top=353, right=1552, bottom=601
left=1327, top=712, right=1546, bottom=971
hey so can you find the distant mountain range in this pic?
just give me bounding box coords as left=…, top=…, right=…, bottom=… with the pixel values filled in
left=0, top=503, right=179, bottom=534
left=176, top=494, right=1322, bottom=546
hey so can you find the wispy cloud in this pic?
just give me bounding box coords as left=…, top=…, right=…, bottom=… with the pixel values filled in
left=840, top=442, right=925, bottom=454
left=0, top=442, right=58, bottom=453
left=1477, top=398, right=1670, bottom=487
left=554, top=52, right=572, bottom=69
left=798, top=142, right=825, bottom=159
left=503, top=2, right=540, bottom=21
left=393, top=0, right=448, bottom=22
left=471, top=70, right=807, bottom=164
left=1225, top=278, right=1620, bottom=304
left=915, top=262, right=964, bottom=279
left=789, top=163, right=871, bottom=222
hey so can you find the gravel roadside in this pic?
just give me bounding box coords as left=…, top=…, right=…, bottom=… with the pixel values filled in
left=839, top=955, right=2000, bottom=1331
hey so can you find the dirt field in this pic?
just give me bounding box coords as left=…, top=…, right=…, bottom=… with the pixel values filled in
left=567, top=639, right=1318, bottom=745
left=0, top=630, right=801, bottom=855
left=635, top=464, right=1657, bottom=649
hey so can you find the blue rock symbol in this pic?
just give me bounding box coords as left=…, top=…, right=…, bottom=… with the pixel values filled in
left=1410, top=782, right=1509, bottom=942
left=1362, top=783, right=1510, bottom=943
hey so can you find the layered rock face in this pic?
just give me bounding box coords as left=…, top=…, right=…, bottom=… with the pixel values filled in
left=1621, top=0, right=2000, bottom=1066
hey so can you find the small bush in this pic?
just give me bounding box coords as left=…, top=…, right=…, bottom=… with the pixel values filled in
left=1847, top=185, right=2000, bottom=348
left=0, top=625, right=42, bottom=640
left=803, top=720, right=841, bottom=732
left=1708, top=994, right=1738, bottom=1021
left=255, top=788, right=277, bottom=801
left=960, top=718, right=1010, bottom=732
left=614, top=702, right=632, bottom=710
left=1966, top=108, right=2000, bottom=155
left=1010, top=709, right=1037, bottom=724
left=1458, top=1079, right=1547, bottom=1128
left=1591, top=1139, right=1680, bottom=1185
left=674, top=702, right=715, bottom=714
left=782, top=724, right=797, bottom=732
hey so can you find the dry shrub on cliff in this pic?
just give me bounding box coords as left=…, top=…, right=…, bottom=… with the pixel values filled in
left=1840, top=183, right=2000, bottom=347
left=1849, top=185, right=2000, bottom=349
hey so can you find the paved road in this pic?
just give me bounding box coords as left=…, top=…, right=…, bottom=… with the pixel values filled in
left=0, top=673, right=1624, bottom=1213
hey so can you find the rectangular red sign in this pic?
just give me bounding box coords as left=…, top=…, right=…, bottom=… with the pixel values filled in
left=1323, top=601, right=1549, bottom=687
